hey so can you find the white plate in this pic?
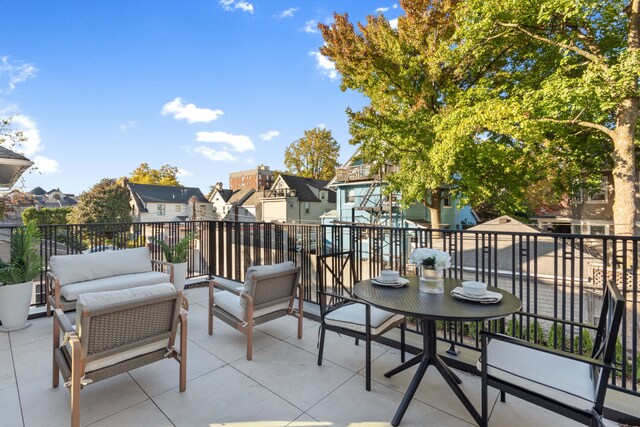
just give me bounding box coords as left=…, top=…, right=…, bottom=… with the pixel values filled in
left=451, top=287, right=503, bottom=304
left=372, top=277, right=409, bottom=288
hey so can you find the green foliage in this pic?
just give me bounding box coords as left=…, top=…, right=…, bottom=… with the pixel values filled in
left=129, top=163, right=181, bottom=186
left=22, top=207, right=72, bottom=225
left=68, top=178, right=132, bottom=225
left=150, top=232, right=196, bottom=263
left=573, top=329, right=594, bottom=356
left=0, top=221, right=42, bottom=285
left=547, top=322, right=568, bottom=350
left=284, top=127, right=340, bottom=180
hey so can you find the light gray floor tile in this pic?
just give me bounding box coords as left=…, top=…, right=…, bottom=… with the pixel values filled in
left=20, top=373, right=148, bottom=427
left=154, top=365, right=303, bottom=427
left=0, top=331, right=10, bottom=351
left=12, top=338, right=52, bottom=385
left=232, top=340, right=356, bottom=411
left=129, top=340, right=225, bottom=397
left=0, top=368, right=22, bottom=427
left=188, top=317, right=280, bottom=363
left=307, top=375, right=472, bottom=427
left=87, top=400, right=172, bottom=427
left=488, top=393, right=584, bottom=427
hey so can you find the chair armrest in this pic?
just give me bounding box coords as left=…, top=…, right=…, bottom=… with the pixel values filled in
left=318, top=290, right=361, bottom=305
left=54, top=309, right=75, bottom=335
left=481, top=331, right=609, bottom=369
left=210, top=277, right=243, bottom=295
left=152, top=260, right=174, bottom=275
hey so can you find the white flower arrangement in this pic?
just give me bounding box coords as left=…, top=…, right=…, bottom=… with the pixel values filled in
left=409, top=248, right=451, bottom=275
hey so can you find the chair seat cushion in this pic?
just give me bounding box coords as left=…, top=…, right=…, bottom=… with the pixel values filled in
left=482, top=338, right=596, bottom=409
left=325, top=303, right=403, bottom=335
left=213, top=289, right=290, bottom=321
left=60, top=271, right=171, bottom=302
left=67, top=338, right=168, bottom=373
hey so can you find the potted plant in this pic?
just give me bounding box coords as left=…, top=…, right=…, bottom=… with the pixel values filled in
left=150, top=232, right=196, bottom=291
left=0, top=221, right=42, bottom=331
left=409, top=248, right=451, bottom=294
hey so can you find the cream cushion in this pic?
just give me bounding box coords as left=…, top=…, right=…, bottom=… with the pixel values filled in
left=51, top=247, right=154, bottom=286
left=73, top=283, right=176, bottom=372
left=60, top=271, right=170, bottom=302
left=481, top=338, right=595, bottom=409
left=240, top=261, right=296, bottom=312
left=325, top=303, right=404, bottom=335
left=214, top=289, right=290, bottom=321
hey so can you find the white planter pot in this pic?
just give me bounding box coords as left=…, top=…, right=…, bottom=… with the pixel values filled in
left=171, top=262, right=187, bottom=292
left=0, top=281, right=34, bottom=332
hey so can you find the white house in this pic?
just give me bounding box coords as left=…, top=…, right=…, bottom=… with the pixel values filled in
left=127, top=182, right=214, bottom=222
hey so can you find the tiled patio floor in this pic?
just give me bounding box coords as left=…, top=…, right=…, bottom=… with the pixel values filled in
left=0, top=286, right=620, bottom=427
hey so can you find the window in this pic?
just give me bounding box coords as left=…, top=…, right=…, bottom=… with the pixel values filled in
left=442, top=191, right=451, bottom=208
left=345, top=189, right=356, bottom=203
left=590, top=225, right=606, bottom=235
left=200, top=205, right=206, bottom=215
left=304, top=202, right=310, bottom=214
left=157, top=204, right=166, bottom=216
left=587, top=177, right=608, bottom=202
left=175, top=205, right=181, bottom=212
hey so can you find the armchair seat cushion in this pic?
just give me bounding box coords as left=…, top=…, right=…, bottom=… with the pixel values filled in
left=213, top=290, right=290, bottom=320
left=60, top=271, right=170, bottom=302
left=482, top=339, right=595, bottom=409
left=325, top=303, right=404, bottom=335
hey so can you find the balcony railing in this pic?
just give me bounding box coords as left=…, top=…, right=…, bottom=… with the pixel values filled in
left=334, top=163, right=400, bottom=183
left=5, top=220, right=640, bottom=399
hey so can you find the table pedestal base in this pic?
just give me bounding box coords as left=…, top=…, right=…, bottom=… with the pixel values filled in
left=384, top=318, right=481, bottom=426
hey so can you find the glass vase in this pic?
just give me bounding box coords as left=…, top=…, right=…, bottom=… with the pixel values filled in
left=418, top=266, right=444, bottom=294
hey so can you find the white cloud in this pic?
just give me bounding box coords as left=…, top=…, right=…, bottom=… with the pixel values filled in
left=161, top=97, right=224, bottom=124
left=194, top=146, right=237, bottom=162
left=33, top=155, right=59, bottom=173
left=304, top=20, right=319, bottom=33
left=0, top=56, right=37, bottom=92
left=316, top=123, right=326, bottom=129
left=277, top=7, right=298, bottom=18
left=309, top=51, right=338, bottom=80
left=220, top=0, right=253, bottom=13
left=119, top=120, right=136, bottom=133
left=259, top=130, right=279, bottom=141
left=196, top=131, right=255, bottom=152
left=176, top=168, right=192, bottom=176
left=389, top=18, right=398, bottom=29
left=376, top=7, right=389, bottom=12
left=10, top=114, right=42, bottom=156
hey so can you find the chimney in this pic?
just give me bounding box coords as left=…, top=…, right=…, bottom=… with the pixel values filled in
left=215, top=182, right=223, bottom=190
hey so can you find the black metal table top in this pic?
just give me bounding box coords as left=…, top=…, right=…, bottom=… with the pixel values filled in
left=353, top=277, right=522, bottom=322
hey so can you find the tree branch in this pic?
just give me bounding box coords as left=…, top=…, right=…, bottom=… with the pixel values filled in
left=496, top=22, right=607, bottom=68
left=536, top=117, right=614, bottom=138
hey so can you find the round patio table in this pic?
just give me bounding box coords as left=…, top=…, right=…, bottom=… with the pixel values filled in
left=353, top=276, right=522, bottom=426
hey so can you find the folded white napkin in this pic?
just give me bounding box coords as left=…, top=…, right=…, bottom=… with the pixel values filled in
left=372, top=277, right=408, bottom=288
left=451, top=287, right=503, bottom=303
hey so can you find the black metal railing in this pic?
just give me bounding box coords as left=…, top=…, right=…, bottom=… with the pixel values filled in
left=3, top=220, right=639, bottom=397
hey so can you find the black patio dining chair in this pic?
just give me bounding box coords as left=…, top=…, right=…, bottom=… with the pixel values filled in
left=316, top=250, right=405, bottom=391
left=480, top=280, right=625, bottom=427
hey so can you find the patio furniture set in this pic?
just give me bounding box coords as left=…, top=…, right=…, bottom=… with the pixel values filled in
left=43, top=247, right=624, bottom=427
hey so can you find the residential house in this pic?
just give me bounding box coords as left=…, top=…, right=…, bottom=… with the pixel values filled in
left=229, top=164, right=274, bottom=191
left=260, top=174, right=336, bottom=224
left=221, top=188, right=256, bottom=221
left=324, top=152, right=477, bottom=229
left=127, top=182, right=214, bottom=222
left=207, top=182, right=235, bottom=220
left=1, top=187, right=77, bottom=225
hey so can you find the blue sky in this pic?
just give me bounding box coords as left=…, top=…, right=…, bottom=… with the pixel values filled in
left=0, top=1, right=400, bottom=195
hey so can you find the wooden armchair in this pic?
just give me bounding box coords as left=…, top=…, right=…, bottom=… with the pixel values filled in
left=52, top=283, right=187, bottom=427
left=208, top=261, right=303, bottom=360
left=480, top=280, right=625, bottom=426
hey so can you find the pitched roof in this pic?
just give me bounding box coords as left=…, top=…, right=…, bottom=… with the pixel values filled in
left=128, top=183, right=209, bottom=213
left=210, top=188, right=235, bottom=202
left=29, top=186, right=46, bottom=195
left=227, top=188, right=255, bottom=205
left=468, top=215, right=539, bottom=234
left=0, top=146, right=33, bottom=188
left=242, top=191, right=264, bottom=207
left=279, top=174, right=335, bottom=202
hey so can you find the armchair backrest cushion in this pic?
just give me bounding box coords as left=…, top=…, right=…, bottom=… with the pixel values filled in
left=51, top=247, right=154, bottom=286
left=239, top=261, right=297, bottom=315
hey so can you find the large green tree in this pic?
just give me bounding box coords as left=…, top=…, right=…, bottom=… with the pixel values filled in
left=129, top=163, right=181, bottom=186
left=320, top=1, right=545, bottom=229
left=449, top=0, right=640, bottom=235
left=68, top=178, right=132, bottom=224
left=284, top=127, right=340, bottom=180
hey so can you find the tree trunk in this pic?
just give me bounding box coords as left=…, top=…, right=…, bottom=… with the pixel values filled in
left=612, top=109, right=638, bottom=236
left=427, top=188, right=442, bottom=230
